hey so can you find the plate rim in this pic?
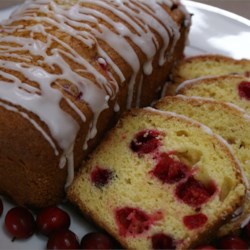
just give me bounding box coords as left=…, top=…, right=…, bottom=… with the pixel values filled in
left=182, top=0, right=250, bottom=26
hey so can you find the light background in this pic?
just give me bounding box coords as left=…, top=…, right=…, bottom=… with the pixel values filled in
left=189, top=0, right=250, bottom=19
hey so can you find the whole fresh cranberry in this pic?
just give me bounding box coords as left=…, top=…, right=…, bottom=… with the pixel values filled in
left=5, top=206, right=35, bottom=239
left=151, top=233, right=175, bottom=249
left=36, top=206, right=70, bottom=236
left=217, top=235, right=248, bottom=250
left=80, top=232, right=115, bottom=249
left=47, top=229, right=80, bottom=249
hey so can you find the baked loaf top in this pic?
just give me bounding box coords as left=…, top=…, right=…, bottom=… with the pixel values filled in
left=155, top=95, right=250, bottom=236
left=0, top=0, right=190, bottom=206
left=68, top=108, right=246, bottom=250
left=165, top=55, right=250, bottom=96
left=176, top=75, right=250, bottom=114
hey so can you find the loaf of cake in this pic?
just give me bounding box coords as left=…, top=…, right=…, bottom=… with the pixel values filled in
left=0, top=0, right=190, bottom=207
left=68, top=108, right=246, bottom=250
left=155, top=95, right=250, bottom=236
left=176, top=75, right=250, bottom=115
left=165, top=55, right=250, bottom=95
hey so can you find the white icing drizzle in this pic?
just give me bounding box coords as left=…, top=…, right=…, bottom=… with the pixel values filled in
left=175, top=76, right=221, bottom=94
left=241, top=213, right=250, bottom=228
left=145, top=107, right=214, bottom=135
left=160, top=80, right=172, bottom=97
left=0, top=0, right=185, bottom=187
left=64, top=144, right=75, bottom=188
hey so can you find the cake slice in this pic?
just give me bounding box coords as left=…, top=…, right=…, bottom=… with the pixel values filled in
left=68, top=108, right=246, bottom=250
left=155, top=95, right=250, bottom=236
left=176, top=75, right=250, bottom=115
left=165, top=55, right=250, bottom=95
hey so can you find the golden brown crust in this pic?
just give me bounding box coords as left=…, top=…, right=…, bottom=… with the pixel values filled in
left=0, top=102, right=66, bottom=207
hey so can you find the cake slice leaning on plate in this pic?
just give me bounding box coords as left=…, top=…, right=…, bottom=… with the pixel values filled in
left=176, top=75, right=250, bottom=115
left=68, top=108, right=246, bottom=250
left=155, top=95, right=250, bottom=236
left=165, top=55, right=250, bottom=95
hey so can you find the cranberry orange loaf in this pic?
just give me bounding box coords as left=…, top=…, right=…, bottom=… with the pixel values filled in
left=165, top=55, right=250, bottom=95
left=176, top=75, right=250, bottom=115
left=155, top=95, right=250, bottom=236
left=0, top=0, right=190, bottom=207
left=68, top=108, right=246, bottom=250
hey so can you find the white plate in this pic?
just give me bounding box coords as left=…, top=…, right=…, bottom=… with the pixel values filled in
left=183, top=0, right=250, bottom=59
left=0, top=1, right=250, bottom=249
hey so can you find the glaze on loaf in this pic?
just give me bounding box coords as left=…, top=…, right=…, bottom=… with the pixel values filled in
left=0, top=0, right=190, bottom=207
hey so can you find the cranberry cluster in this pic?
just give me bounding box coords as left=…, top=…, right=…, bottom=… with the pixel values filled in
left=195, top=233, right=250, bottom=250
left=0, top=198, right=116, bottom=249
left=129, top=129, right=250, bottom=249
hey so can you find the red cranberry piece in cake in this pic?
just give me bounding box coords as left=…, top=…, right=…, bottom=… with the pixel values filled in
left=151, top=233, right=176, bottom=250
left=245, top=72, right=250, bottom=77
left=76, top=91, right=83, bottom=101
left=238, top=81, right=250, bottom=100
left=175, top=176, right=216, bottom=207
left=47, top=229, right=80, bottom=249
left=91, top=166, right=113, bottom=188
left=183, top=213, right=208, bottom=230
left=115, top=207, right=153, bottom=237
left=80, top=232, right=115, bottom=249
left=63, top=84, right=83, bottom=101
left=130, top=129, right=162, bottom=155
left=150, top=153, right=188, bottom=184
left=217, top=235, right=248, bottom=249
left=97, top=57, right=108, bottom=72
